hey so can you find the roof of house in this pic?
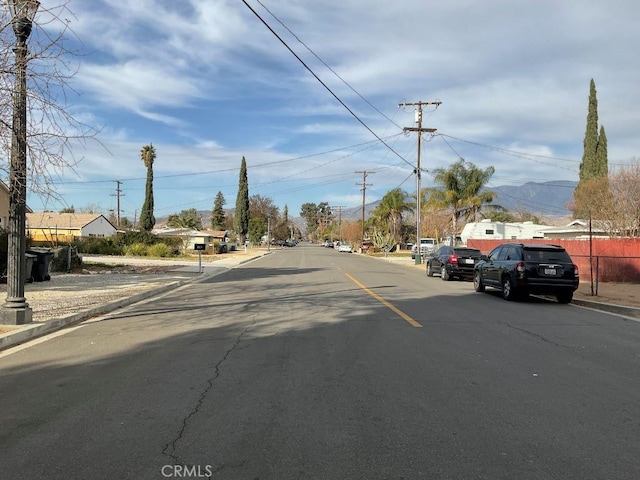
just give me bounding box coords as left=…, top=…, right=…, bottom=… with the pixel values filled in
left=26, top=212, right=114, bottom=229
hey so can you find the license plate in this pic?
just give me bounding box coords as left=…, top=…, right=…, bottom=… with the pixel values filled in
left=544, top=268, right=556, bottom=275
left=463, top=259, right=475, bottom=264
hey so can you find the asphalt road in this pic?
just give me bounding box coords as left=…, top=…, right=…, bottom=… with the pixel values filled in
left=1, top=243, right=639, bottom=479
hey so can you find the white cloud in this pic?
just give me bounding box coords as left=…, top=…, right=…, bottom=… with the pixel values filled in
left=28, top=0, right=640, bottom=218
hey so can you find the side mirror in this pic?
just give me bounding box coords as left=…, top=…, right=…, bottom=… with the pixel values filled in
left=480, top=255, right=489, bottom=261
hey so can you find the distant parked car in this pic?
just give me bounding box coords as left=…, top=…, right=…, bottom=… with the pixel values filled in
left=361, top=241, right=374, bottom=252
left=338, top=243, right=353, bottom=253
left=473, top=243, right=579, bottom=303
left=426, top=246, right=482, bottom=281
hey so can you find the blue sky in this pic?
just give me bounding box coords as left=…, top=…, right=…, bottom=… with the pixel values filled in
left=28, top=0, right=640, bottom=223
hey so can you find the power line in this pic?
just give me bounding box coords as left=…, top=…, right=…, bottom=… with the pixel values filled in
left=255, top=0, right=403, bottom=130
left=54, top=134, right=404, bottom=186
left=240, top=0, right=413, bottom=168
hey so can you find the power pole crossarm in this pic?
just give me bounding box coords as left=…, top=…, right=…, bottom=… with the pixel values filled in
left=398, top=101, right=442, bottom=108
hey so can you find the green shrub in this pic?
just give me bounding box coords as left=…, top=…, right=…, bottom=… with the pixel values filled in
left=123, top=243, right=148, bottom=256
left=147, top=243, right=171, bottom=257
left=158, top=236, right=182, bottom=253
left=116, top=230, right=157, bottom=247
left=74, top=237, right=122, bottom=255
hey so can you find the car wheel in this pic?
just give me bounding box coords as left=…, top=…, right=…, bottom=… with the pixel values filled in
left=441, top=267, right=451, bottom=281
left=502, top=275, right=517, bottom=301
left=473, top=271, right=485, bottom=292
left=426, top=262, right=434, bottom=277
left=556, top=291, right=573, bottom=304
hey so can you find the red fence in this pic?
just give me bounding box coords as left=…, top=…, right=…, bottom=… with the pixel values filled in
left=467, top=238, right=640, bottom=283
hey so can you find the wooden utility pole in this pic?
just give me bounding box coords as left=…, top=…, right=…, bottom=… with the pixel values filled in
left=398, top=100, right=440, bottom=264
left=331, top=206, right=346, bottom=242
left=110, top=180, right=124, bottom=228
left=356, top=170, right=374, bottom=246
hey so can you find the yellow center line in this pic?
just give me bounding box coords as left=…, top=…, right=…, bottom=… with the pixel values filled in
left=344, top=273, right=423, bottom=328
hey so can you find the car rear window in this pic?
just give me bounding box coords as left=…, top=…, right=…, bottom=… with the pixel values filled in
left=523, top=248, right=572, bottom=263
left=453, top=248, right=481, bottom=256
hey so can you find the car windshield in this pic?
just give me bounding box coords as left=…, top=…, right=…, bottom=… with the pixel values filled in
left=523, top=248, right=572, bottom=263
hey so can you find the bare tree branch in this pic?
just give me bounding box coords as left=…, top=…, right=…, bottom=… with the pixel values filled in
left=0, top=0, right=101, bottom=203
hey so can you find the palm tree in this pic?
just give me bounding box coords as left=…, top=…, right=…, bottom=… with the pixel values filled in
left=429, top=158, right=496, bottom=236
left=167, top=208, right=202, bottom=230
left=370, top=188, right=412, bottom=244
left=139, top=144, right=156, bottom=231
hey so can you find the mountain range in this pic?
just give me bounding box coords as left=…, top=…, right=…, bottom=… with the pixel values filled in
left=341, top=180, right=577, bottom=222
left=487, top=180, right=576, bottom=217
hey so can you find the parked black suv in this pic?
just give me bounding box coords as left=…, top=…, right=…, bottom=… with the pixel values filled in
left=426, top=246, right=482, bottom=281
left=473, top=243, right=579, bottom=303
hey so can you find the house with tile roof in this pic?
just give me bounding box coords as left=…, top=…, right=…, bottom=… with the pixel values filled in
left=26, top=212, right=117, bottom=243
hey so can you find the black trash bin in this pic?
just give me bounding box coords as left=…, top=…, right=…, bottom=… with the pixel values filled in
left=27, top=247, right=53, bottom=282
left=25, top=252, right=36, bottom=283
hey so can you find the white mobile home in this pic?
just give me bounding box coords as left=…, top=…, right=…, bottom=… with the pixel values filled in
left=460, top=220, right=553, bottom=244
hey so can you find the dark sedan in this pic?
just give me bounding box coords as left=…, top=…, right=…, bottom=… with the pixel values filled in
left=426, top=246, right=482, bottom=281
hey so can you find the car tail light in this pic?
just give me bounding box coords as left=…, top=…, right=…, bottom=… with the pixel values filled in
left=449, top=254, right=458, bottom=264
left=516, top=261, right=525, bottom=273
left=574, top=264, right=579, bottom=277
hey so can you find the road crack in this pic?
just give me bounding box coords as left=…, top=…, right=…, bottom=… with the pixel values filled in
left=161, top=314, right=257, bottom=467
left=505, top=323, right=571, bottom=349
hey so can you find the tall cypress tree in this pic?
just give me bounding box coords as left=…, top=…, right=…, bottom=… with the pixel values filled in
left=234, top=156, right=250, bottom=241
left=579, top=79, right=609, bottom=182
left=574, top=79, right=609, bottom=218
left=211, top=191, right=227, bottom=230
left=139, top=144, right=156, bottom=231
left=580, top=79, right=599, bottom=181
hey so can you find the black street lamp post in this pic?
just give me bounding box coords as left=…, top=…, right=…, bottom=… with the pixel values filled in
left=1, top=0, right=39, bottom=325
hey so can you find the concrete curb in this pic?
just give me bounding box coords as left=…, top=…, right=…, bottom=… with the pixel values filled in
left=571, top=298, right=640, bottom=320
left=0, top=279, right=192, bottom=350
